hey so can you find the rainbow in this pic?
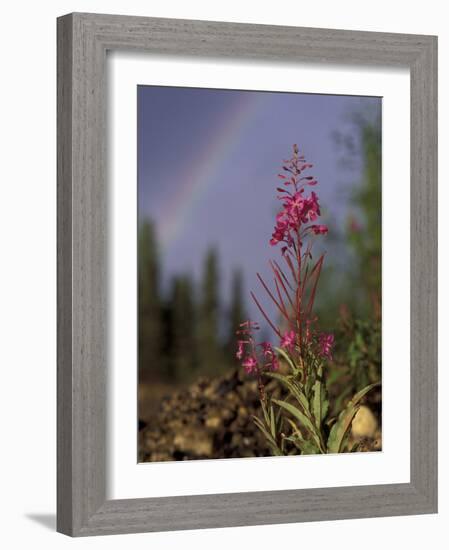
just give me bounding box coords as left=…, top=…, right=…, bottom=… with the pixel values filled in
left=157, top=92, right=268, bottom=249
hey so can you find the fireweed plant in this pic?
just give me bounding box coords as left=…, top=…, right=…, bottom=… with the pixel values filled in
left=236, top=145, right=378, bottom=455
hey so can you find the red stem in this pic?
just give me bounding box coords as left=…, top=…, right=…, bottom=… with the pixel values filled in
left=250, top=291, right=281, bottom=338
left=256, top=273, right=289, bottom=321
left=271, top=260, right=294, bottom=291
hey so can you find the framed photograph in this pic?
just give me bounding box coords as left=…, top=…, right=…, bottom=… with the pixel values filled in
left=57, top=12, right=437, bottom=536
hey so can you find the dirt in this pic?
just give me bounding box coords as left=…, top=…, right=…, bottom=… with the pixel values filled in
left=139, top=368, right=277, bottom=462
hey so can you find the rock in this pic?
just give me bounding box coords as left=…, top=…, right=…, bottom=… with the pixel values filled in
left=150, top=451, right=174, bottom=462
left=352, top=405, right=378, bottom=439
left=231, top=432, right=243, bottom=448
left=205, top=416, right=221, bottom=429
left=173, top=428, right=214, bottom=456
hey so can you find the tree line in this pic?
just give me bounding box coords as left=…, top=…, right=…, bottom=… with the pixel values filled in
left=138, top=221, right=246, bottom=383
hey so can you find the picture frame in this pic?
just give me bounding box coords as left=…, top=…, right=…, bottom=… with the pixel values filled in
left=57, top=12, right=437, bottom=536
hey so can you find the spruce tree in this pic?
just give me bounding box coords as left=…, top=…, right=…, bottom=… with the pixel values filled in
left=347, top=119, right=382, bottom=317
left=226, top=268, right=246, bottom=364
left=138, top=220, right=162, bottom=379
left=197, top=248, right=222, bottom=374
left=171, top=275, right=196, bottom=381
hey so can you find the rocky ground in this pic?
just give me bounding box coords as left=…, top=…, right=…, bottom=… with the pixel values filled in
left=139, top=368, right=277, bottom=461
left=139, top=368, right=381, bottom=462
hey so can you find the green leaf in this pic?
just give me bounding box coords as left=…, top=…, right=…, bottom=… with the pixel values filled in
left=261, top=398, right=277, bottom=440
left=305, top=369, right=314, bottom=400
left=269, top=403, right=276, bottom=439
left=284, top=436, right=320, bottom=455
left=283, top=420, right=320, bottom=455
left=295, top=387, right=312, bottom=417
left=285, top=418, right=304, bottom=442
left=350, top=382, right=380, bottom=408
left=273, top=399, right=314, bottom=434
left=266, top=372, right=310, bottom=415
left=261, top=399, right=270, bottom=428
left=297, top=440, right=321, bottom=455
left=273, top=398, right=324, bottom=452
left=327, top=382, right=379, bottom=454
left=312, top=364, right=329, bottom=430
left=273, top=346, right=298, bottom=372
left=333, top=385, right=352, bottom=415
left=252, top=416, right=283, bottom=456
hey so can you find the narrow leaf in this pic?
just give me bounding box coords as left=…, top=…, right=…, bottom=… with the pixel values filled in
left=327, top=382, right=379, bottom=454
left=272, top=347, right=296, bottom=372
left=297, top=440, right=321, bottom=455
left=268, top=368, right=310, bottom=415
left=270, top=403, right=276, bottom=439
left=253, top=416, right=282, bottom=456
left=312, top=364, right=329, bottom=429
left=273, top=398, right=323, bottom=452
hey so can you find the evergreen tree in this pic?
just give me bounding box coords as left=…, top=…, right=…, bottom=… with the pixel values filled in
left=138, top=220, right=162, bottom=379
left=315, top=111, right=382, bottom=325
left=226, top=268, right=246, bottom=363
left=347, top=118, right=382, bottom=318
left=170, top=275, right=196, bottom=381
left=197, top=248, right=222, bottom=374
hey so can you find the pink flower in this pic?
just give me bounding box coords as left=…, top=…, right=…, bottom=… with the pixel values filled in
left=242, top=355, right=258, bottom=374
left=286, top=191, right=304, bottom=211
left=270, top=228, right=285, bottom=246
left=259, top=341, right=279, bottom=371
left=239, top=320, right=260, bottom=329
left=236, top=320, right=260, bottom=335
left=270, top=151, right=326, bottom=249
left=310, top=224, right=328, bottom=235
left=280, top=330, right=296, bottom=352
left=270, top=215, right=286, bottom=243
left=300, top=178, right=317, bottom=186
left=236, top=340, right=246, bottom=360
left=260, top=341, right=273, bottom=357
left=318, top=333, right=334, bottom=360
left=302, top=192, right=320, bottom=222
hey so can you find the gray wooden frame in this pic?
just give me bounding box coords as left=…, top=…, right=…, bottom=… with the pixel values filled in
left=57, top=12, right=438, bottom=537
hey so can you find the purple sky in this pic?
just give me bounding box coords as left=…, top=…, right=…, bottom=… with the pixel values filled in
left=138, top=85, right=381, bottom=323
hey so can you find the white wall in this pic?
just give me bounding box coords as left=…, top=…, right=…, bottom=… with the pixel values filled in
left=0, top=1, right=445, bottom=548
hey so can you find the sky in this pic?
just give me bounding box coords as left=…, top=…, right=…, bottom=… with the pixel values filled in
left=137, top=85, right=381, bottom=324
